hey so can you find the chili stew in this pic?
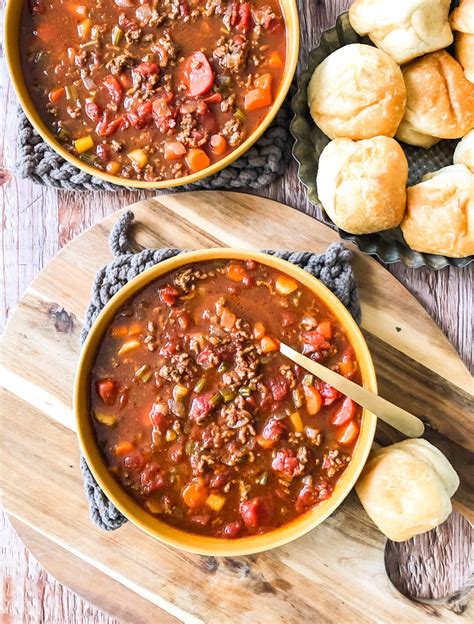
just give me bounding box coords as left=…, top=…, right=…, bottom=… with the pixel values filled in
left=90, top=259, right=363, bottom=538
left=20, top=0, right=286, bottom=181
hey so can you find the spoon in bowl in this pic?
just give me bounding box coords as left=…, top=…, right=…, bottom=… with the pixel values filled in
left=279, top=341, right=425, bottom=438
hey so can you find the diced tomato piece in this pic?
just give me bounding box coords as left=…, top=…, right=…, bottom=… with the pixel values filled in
left=128, top=100, right=153, bottom=128
left=331, top=397, right=356, bottom=426
left=318, top=382, right=342, bottom=406
left=135, top=62, right=159, bottom=77
left=203, top=93, right=222, bottom=105
left=272, top=448, right=298, bottom=480
left=301, top=331, right=330, bottom=350
left=179, top=0, right=190, bottom=17
left=103, top=74, right=123, bottom=104
left=222, top=520, right=243, bottom=538
left=158, top=284, right=180, bottom=306
left=337, top=420, right=359, bottom=445
left=152, top=96, right=175, bottom=132
left=123, top=450, right=145, bottom=472
left=240, top=496, right=273, bottom=529
left=96, top=143, right=111, bottom=163
left=209, top=469, right=232, bottom=490
left=189, top=392, right=214, bottom=421
left=140, top=463, right=166, bottom=494
left=281, top=311, right=296, bottom=327
left=85, top=100, right=101, bottom=122
left=96, top=379, right=117, bottom=405
left=149, top=404, right=169, bottom=433
left=295, top=484, right=316, bottom=514
left=303, top=384, right=322, bottom=415
left=235, top=2, right=251, bottom=32
left=269, top=375, right=289, bottom=401
left=196, top=347, right=216, bottom=369
left=159, top=341, right=177, bottom=357
left=261, top=417, right=287, bottom=443
left=182, top=51, right=214, bottom=97
left=96, top=112, right=128, bottom=137
left=168, top=440, right=184, bottom=463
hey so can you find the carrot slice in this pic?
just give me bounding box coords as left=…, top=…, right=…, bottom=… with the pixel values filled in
left=317, top=321, right=333, bottom=339
left=115, top=441, right=134, bottom=457
left=227, top=263, right=247, bottom=282
left=337, top=421, right=359, bottom=445
left=182, top=478, right=208, bottom=509
left=49, top=87, right=65, bottom=104
left=209, top=134, right=227, bottom=155
left=254, top=73, right=272, bottom=91
left=261, top=335, right=279, bottom=353
left=253, top=322, right=266, bottom=340
left=303, top=385, right=322, bottom=415
left=268, top=51, right=283, bottom=68
left=164, top=141, right=186, bottom=160
left=185, top=148, right=210, bottom=172
left=244, top=88, right=272, bottom=112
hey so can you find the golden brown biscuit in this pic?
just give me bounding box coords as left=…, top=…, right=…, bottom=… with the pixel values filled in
left=307, top=44, right=406, bottom=140
left=450, top=0, right=474, bottom=82
left=356, top=439, right=459, bottom=542
left=316, top=136, right=408, bottom=234
left=350, top=0, right=453, bottom=64
left=396, top=51, right=474, bottom=147
left=401, top=165, right=474, bottom=257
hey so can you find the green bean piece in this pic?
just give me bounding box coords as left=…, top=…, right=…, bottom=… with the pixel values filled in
left=239, top=386, right=251, bottom=397
left=217, top=361, right=229, bottom=373
left=111, top=25, right=123, bottom=45
left=135, top=364, right=150, bottom=380
left=292, top=388, right=303, bottom=408
left=57, top=128, right=71, bottom=143
left=220, top=388, right=235, bottom=403
left=233, top=108, right=247, bottom=123
left=210, top=393, right=222, bottom=407
left=65, top=85, right=78, bottom=101
left=193, top=376, right=207, bottom=393
left=79, top=153, right=98, bottom=166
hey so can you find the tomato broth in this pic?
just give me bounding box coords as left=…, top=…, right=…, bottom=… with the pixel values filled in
left=90, top=259, right=363, bottom=538
left=20, top=0, right=286, bottom=181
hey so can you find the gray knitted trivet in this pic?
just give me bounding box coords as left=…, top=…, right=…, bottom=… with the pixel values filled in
left=80, top=210, right=361, bottom=530
left=16, top=92, right=292, bottom=192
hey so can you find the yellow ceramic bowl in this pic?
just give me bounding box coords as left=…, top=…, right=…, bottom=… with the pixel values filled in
left=4, top=0, right=299, bottom=189
left=74, top=249, right=377, bottom=556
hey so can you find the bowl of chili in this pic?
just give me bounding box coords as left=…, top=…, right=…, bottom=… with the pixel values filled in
left=5, top=0, right=299, bottom=188
left=74, top=249, right=377, bottom=555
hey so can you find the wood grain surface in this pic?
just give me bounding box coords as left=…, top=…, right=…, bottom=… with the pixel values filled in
left=0, top=192, right=473, bottom=624
left=0, top=0, right=472, bottom=622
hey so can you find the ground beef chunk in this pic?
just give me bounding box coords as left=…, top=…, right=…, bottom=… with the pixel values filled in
left=221, top=118, right=246, bottom=147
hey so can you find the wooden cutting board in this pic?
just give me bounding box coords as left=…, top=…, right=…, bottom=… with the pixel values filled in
left=0, top=192, right=472, bottom=623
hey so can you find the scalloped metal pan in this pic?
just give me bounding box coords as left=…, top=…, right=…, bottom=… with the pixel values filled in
left=290, top=11, right=473, bottom=270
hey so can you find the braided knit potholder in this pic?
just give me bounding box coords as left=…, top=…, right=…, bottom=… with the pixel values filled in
left=80, top=211, right=361, bottom=530
left=16, top=90, right=292, bottom=192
